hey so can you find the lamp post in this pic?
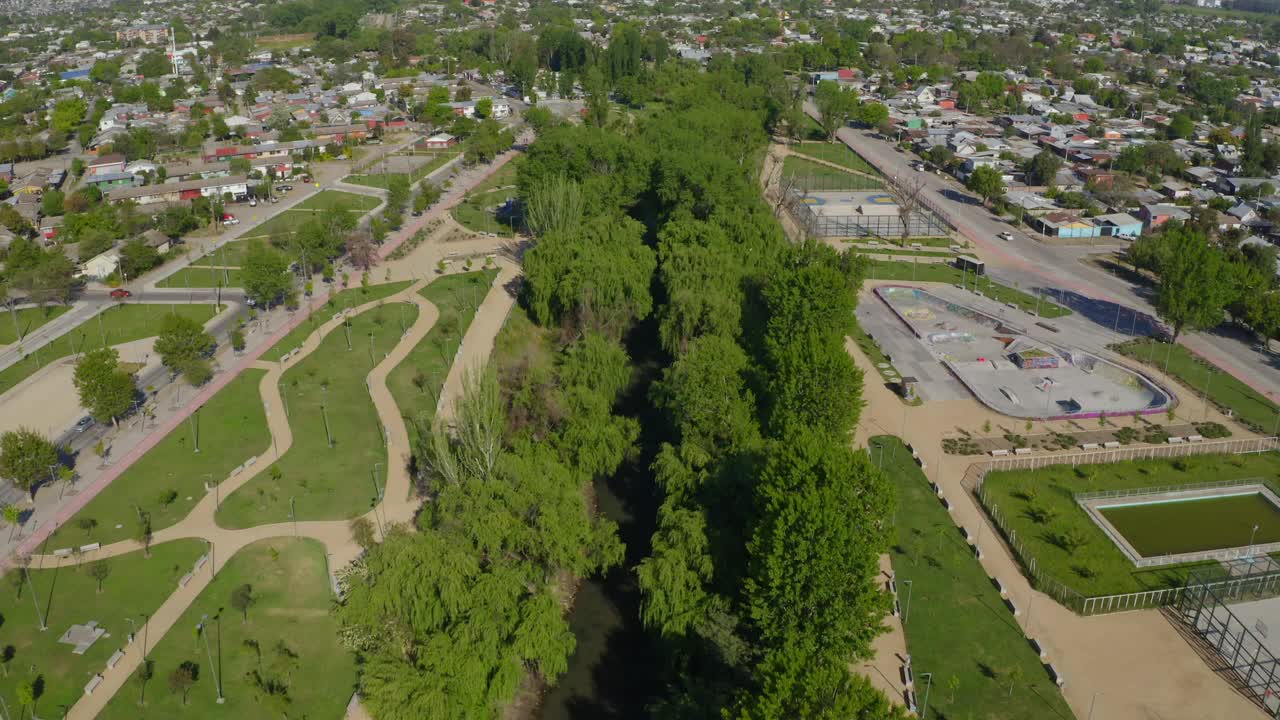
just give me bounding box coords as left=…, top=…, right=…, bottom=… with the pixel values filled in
left=903, top=579, right=913, bottom=624
left=24, top=566, right=47, bottom=631
left=197, top=615, right=224, bottom=704
left=920, top=672, right=934, bottom=719
left=371, top=462, right=383, bottom=501
left=1250, top=523, right=1261, bottom=556
left=289, top=497, right=296, bottom=537
left=1088, top=691, right=1101, bottom=720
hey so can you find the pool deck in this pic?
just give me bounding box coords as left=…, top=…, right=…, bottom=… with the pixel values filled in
left=1080, top=483, right=1280, bottom=567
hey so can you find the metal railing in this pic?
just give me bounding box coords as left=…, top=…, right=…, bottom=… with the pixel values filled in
left=1073, top=476, right=1266, bottom=502
left=967, top=437, right=1280, bottom=616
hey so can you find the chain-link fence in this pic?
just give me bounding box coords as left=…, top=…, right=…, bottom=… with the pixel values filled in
left=785, top=174, right=951, bottom=240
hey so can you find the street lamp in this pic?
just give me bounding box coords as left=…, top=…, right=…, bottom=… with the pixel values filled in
left=919, top=672, right=934, bottom=719
left=197, top=615, right=224, bottom=704
left=903, top=579, right=914, bottom=625
left=1250, top=523, right=1261, bottom=556
left=289, top=496, right=296, bottom=537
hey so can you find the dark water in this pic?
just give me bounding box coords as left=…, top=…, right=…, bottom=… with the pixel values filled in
left=536, top=465, right=662, bottom=720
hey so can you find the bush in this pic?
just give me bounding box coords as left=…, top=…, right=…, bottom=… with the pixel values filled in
left=1193, top=421, right=1231, bottom=439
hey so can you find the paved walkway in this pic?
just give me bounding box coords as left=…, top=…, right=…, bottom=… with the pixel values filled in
left=844, top=297, right=1265, bottom=719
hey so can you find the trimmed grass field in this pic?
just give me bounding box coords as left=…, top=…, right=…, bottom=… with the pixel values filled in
left=0, top=540, right=205, bottom=715
left=97, top=538, right=356, bottom=720
left=793, top=141, right=881, bottom=175
left=1101, top=492, right=1280, bottom=557
left=388, top=271, right=496, bottom=436
left=191, top=241, right=251, bottom=268
left=294, top=191, right=380, bottom=213
left=262, top=281, right=414, bottom=362
left=854, top=247, right=955, bottom=258
left=866, top=259, right=1072, bottom=318
left=452, top=159, right=522, bottom=235
left=215, top=300, right=420, bottom=527
left=0, top=305, right=71, bottom=345
left=0, top=304, right=223, bottom=397
left=48, top=370, right=271, bottom=548
left=156, top=267, right=245, bottom=289
left=782, top=155, right=884, bottom=188
left=1112, top=338, right=1278, bottom=434
left=877, top=436, right=1073, bottom=720
left=981, top=451, right=1280, bottom=597
left=343, top=150, right=461, bottom=189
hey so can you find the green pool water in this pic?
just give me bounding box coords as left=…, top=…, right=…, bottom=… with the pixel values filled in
left=1100, top=492, right=1280, bottom=557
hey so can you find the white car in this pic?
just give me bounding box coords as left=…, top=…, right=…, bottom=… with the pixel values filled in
left=998, top=231, right=1013, bottom=241
left=249, top=198, right=258, bottom=207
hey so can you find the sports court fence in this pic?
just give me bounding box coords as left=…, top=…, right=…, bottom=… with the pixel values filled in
left=1178, top=560, right=1280, bottom=716
left=964, top=437, right=1280, bottom=615
left=785, top=174, right=951, bottom=239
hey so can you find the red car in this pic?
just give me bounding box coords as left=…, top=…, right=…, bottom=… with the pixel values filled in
left=110, top=288, right=131, bottom=299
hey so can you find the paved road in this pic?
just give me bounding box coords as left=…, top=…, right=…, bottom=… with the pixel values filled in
left=809, top=102, right=1280, bottom=401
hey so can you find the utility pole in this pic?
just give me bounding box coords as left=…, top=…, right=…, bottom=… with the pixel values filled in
left=189, top=406, right=200, bottom=453
left=320, top=402, right=334, bottom=448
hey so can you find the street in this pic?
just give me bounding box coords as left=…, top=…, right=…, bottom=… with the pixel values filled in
left=807, top=102, right=1280, bottom=400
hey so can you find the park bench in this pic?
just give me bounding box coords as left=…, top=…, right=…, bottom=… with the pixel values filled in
left=1103, top=441, right=1120, bottom=449
left=1080, top=443, right=1100, bottom=450
left=901, top=663, right=914, bottom=689
left=1013, top=447, right=1032, bottom=455
left=1187, top=434, right=1204, bottom=442
left=1005, top=597, right=1020, bottom=616
left=995, top=578, right=1008, bottom=598
left=991, top=449, right=1009, bottom=457
left=1167, top=436, right=1185, bottom=444
left=178, top=572, right=193, bottom=588
left=194, top=554, right=207, bottom=572
left=1029, top=638, right=1047, bottom=660
left=79, top=543, right=100, bottom=553
left=107, top=649, right=124, bottom=670
left=905, top=688, right=918, bottom=714
left=1046, top=663, right=1065, bottom=688
left=84, top=675, right=103, bottom=694
left=53, top=548, right=71, bottom=557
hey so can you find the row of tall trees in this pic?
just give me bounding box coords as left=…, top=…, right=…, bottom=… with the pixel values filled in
left=517, top=53, right=902, bottom=718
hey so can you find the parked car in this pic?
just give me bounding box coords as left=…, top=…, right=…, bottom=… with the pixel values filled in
left=997, top=231, right=1013, bottom=241
left=249, top=198, right=258, bottom=207
left=270, top=196, right=279, bottom=204
left=275, top=184, right=293, bottom=192
left=74, top=416, right=94, bottom=432
left=109, top=288, right=131, bottom=299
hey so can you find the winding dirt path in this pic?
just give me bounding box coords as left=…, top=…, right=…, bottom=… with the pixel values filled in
left=42, top=262, right=518, bottom=719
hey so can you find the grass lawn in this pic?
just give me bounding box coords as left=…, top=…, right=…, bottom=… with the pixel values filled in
left=0, top=540, right=205, bottom=715
left=0, top=304, right=223, bottom=397
left=387, top=271, right=496, bottom=436
left=794, top=141, right=881, bottom=175
left=215, top=300, right=419, bottom=527
left=294, top=191, right=380, bottom=213
left=0, top=305, right=72, bottom=345
left=238, top=210, right=315, bottom=241
left=344, top=150, right=461, bottom=189
left=97, top=538, right=356, bottom=720
left=48, top=370, right=271, bottom=548
left=980, top=451, right=1280, bottom=597
left=866, top=259, right=1072, bottom=319
left=261, top=281, right=414, bottom=362
left=797, top=113, right=826, bottom=141
left=854, top=247, right=955, bottom=258
left=1111, top=338, right=1278, bottom=434
left=782, top=155, right=884, bottom=188
left=452, top=188, right=518, bottom=235
left=1101, top=493, right=1280, bottom=557
left=156, top=268, right=245, bottom=289
left=875, top=436, right=1075, bottom=720
left=468, top=157, right=520, bottom=196
left=191, top=241, right=251, bottom=268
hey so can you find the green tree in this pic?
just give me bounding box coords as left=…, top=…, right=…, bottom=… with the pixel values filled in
left=168, top=661, right=198, bottom=705
left=73, top=347, right=136, bottom=425
left=858, top=101, right=888, bottom=128
left=965, top=165, right=1006, bottom=206
left=1155, top=227, right=1232, bottom=341
left=744, top=429, right=893, bottom=657
left=154, top=313, right=217, bottom=384
left=814, top=80, right=858, bottom=141
left=241, top=239, right=292, bottom=307
left=230, top=583, right=255, bottom=621
left=119, top=238, right=162, bottom=279
left=1024, top=149, right=1063, bottom=187
left=0, top=428, right=59, bottom=492
left=87, top=559, right=111, bottom=592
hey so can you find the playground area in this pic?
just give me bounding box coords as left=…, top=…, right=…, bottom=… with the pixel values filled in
left=874, top=285, right=1173, bottom=419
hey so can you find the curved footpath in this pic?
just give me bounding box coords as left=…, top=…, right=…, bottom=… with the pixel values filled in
left=35, top=259, right=518, bottom=719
